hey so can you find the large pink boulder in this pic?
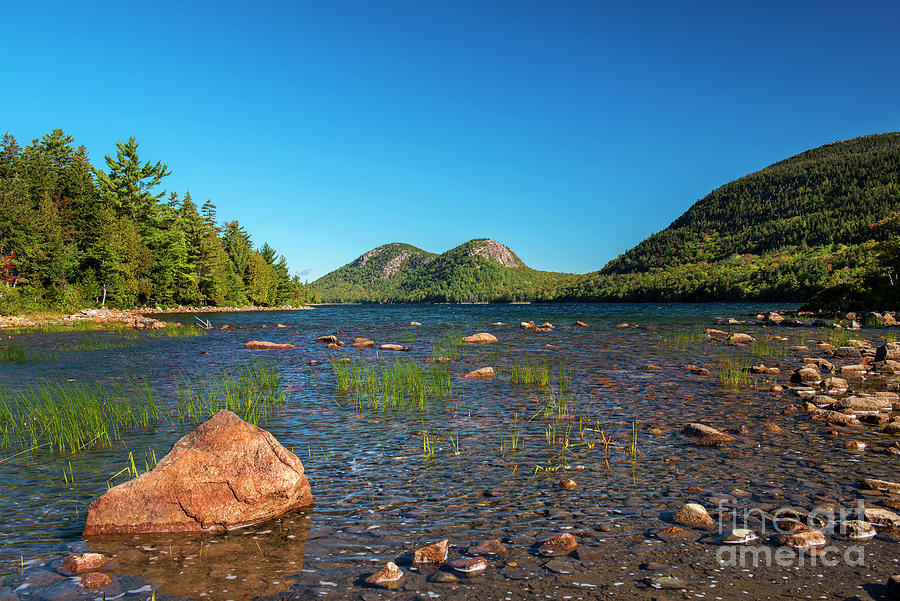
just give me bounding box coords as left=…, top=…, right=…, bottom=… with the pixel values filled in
left=83, top=410, right=313, bottom=535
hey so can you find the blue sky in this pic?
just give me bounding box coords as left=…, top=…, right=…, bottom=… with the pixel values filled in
left=2, top=1, right=899, bottom=279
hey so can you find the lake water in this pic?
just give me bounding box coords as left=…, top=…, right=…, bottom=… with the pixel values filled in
left=1, top=303, right=898, bottom=600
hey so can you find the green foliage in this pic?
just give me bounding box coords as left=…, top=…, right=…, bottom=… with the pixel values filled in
left=567, top=133, right=900, bottom=302
left=0, top=130, right=314, bottom=313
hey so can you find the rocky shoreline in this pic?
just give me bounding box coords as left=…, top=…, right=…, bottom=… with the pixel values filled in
left=0, top=305, right=314, bottom=331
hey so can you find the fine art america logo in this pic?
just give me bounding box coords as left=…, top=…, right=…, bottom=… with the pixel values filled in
left=715, top=500, right=871, bottom=567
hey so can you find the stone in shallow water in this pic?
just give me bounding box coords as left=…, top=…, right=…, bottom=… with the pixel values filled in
left=413, top=539, right=449, bottom=565
left=80, top=572, right=113, bottom=590
left=538, top=533, right=578, bottom=556
left=558, top=478, right=577, bottom=490
left=721, top=528, right=758, bottom=544
left=462, top=367, right=495, bottom=379
left=83, top=410, right=313, bottom=535
left=680, top=423, right=735, bottom=446
left=778, top=530, right=826, bottom=550
left=59, top=553, right=107, bottom=575
left=862, top=478, right=900, bottom=494
left=650, top=575, right=687, bottom=590
left=468, top=539, right=507, bottom=556
left=865, top=507, right=900, bottom=527
left=841, top=520, right=876, bottom=540
left=365, top=562, right=403, bottom=589
left=447, top=557, right=489, bottom=577
left=673, top=502, right=714, bottom=527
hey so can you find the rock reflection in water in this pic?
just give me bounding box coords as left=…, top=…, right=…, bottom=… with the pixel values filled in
left=86, top=510, right=311, bottom=600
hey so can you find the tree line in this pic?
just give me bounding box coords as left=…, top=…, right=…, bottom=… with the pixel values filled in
left=0, top=129, right=318, bottom=314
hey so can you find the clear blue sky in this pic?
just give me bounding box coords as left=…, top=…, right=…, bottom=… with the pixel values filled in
left=2, top=1, right=898, bottom=280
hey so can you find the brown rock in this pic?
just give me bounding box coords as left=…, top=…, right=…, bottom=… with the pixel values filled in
left=865, top=507, right=900, bottom=527
left=673, top=502, right=714, bottom=527
left=575, top=321, right=589, bottom=327
left=779, top=530, right=826, bottom=550
left=83, top=410, right=313, bottom=535
left=840, top=364, right=868, bottom=376
left=875, top=342, right=900, bottom=362
left=326, top=343, right=341, bottom=349
left=861, top=478, right=900, bottom=494
left=648, top=428, right=664, bottom=435
left=378, top=344, right=405, bottom=351
left=410, top=321, right=422, bottom=326
left=462, top=367, right=496, bottom=379
left=463, top=333, right=498, bottom=344
left=729, top=333, right=755, bottom=344
left=833, top=346, right=862, bottom=359
left=823, top=376, right=848, bottom=391
left=790, top=367, right=821, bottom=384
left=845, top=440, right=867, bottom=451
left=276, top=324, right=287, bottom=328
left=350, top=338, right=375, bottom=349
left=60, top=553, right=107, bottom=575
left=558, top=478, right=577, bottom=490
left=681, top=423, right=735, bottom=446
left=315, top=335, right=340, bottom=344
left=803, top=358, right=834, bottom=372
left=759, top=421, right=784, bottom=434
left=414, top=539, right=449, bottom=565
left=366, top=562, right=403, bottom=589
left=447, top=556, right=489, bottom=576
left=468, top=539, right=507, bottom=556
left=244, top=340, right=296, bottom=350
left=885, top=421, right=900, bottom=436
left=80, top=572, right=113, bottom=590
left=684, top=365, right=711, bottom=376
left=538, top=533, right=578, bottom=556
left=833, top=395, right=891, bottom=413
left=808, top=408, right=860, bottom=426
left=750, top=364, right=780, bottom=374
left=705, top=328, right=728, bottom=338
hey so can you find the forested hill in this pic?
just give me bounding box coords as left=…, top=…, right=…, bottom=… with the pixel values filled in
left=0, top=130, right=318, bottom=314
left=314, top=239, right=573, bottom=303
left=561, top=133, right=900, bottom=302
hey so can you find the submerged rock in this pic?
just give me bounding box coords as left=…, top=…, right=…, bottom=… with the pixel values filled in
left=350, top=338, right=375, bottom=349
left=681, top=423, right=735, bottom=446
left=673, top=502, right=714, bottom=527
left=244, top=340, right=296, bottom=350
left=463, top=333, right=498, bottom=343
left=721, top=528, right=758, bottom=544
left=538, top=533, right=578, bottom=556
left=462, top=367, right=496, bottom=379
left=575, top=321, right=589, bottom=327
left=315, top=335, right=340, bottom=344
left=80, top=572, right=113, bottom=590
left=684, top=365, right=711, bottom=376
left=558, top=477, right=577, bottom=490
left=83, top=410, right=313, bottom=535
left=365, top=562, right=403, bottom=589
left=59, top=553, right=107, bottom=575
left=468, top=539, right=507, bottom=556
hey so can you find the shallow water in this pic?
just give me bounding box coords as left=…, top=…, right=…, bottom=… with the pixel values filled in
left=1, top=303, right=898, bottom=600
